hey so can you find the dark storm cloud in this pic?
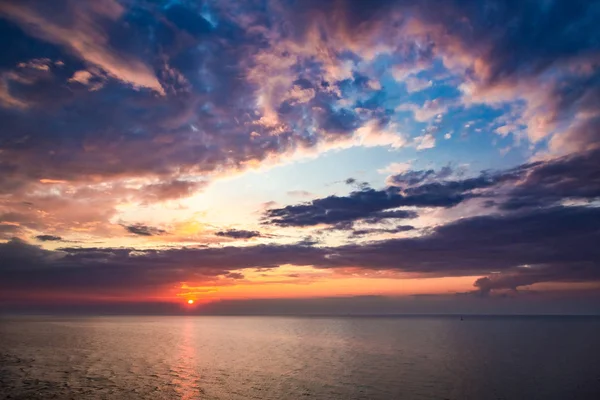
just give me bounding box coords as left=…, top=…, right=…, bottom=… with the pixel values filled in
left=35, top=234, right=62, bottom=242
left=122, top=224, right=166, bottom=237
left=215, top=229, right=262, bottom=240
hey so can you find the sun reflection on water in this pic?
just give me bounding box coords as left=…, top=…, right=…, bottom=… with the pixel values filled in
left=171, top=318, right=202, bottom=399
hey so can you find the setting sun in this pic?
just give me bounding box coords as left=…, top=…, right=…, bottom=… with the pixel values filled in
left=187, top=299, right=194, bottom=305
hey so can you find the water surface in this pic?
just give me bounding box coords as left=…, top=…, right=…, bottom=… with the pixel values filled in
left=1, top=316, right=599, bottom=399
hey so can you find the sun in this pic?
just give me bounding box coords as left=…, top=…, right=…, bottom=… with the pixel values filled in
left=187, top=299, right=194, bottom=305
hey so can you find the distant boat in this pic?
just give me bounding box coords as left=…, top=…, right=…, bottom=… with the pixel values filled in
left=460, top=316, right=463, bottom=321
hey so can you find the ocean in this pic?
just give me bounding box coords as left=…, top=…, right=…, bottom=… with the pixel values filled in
left=1, top=315, right=599, bottom=399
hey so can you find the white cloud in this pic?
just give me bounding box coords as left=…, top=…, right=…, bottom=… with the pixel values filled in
left=396, top=98, right=452, bottom=122
left=377, top=161, right=413, bottom=175
left=404, top=75, right=433, bottom=93
left=413, top=134, right=436, bottom=150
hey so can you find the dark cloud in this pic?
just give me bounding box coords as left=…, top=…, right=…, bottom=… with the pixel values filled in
left=351, top=225, right=414, bottom=237
left=472, top=262, right=600, bottom=297
left=122, top=224, right=166, bottom=237
left=263, top=163, right=523, bottom=227
left=263, top=187, right=439, bottom=227
left=0, top=238, right=58, bottom=266
left=323, top=206, right=600, bottom=294
left=0, top=223, right=21, bottom=239
left=415, top=0, right=600, bottom=84
left=268, top=147, right=600, bottom=228
left=225, top=272, right=245, bottom=280
left=215, top=229, right=262, bottom=240
left=387, top=166, right=453, bottom=187
left=2, top=205, right=600, bottom=300
left=501, top=148, right=600, bottom=210
left=387, top=148, right=600, bottom=213
left=35, top=234, right=62, bottom=241
left=0, top=239, right=326, bottom=297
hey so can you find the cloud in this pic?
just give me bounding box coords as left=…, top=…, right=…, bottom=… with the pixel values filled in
left=287, top=190, right=313, bottom=198
left=0, top=238, right=327, bottom=298
left=0, top=223, right=22, bottom=239
left=413, top=133, right=436, bottom=150
left=265, top=145, right=600, bottom=230
left=1, top=0, right=597, bottom=196
left=378, top=162, right=412, bottom=175
left=323, top=206, right=600, bottom=291
left=262, top=164, right=502, bottom=228
left=404, top=75, right=433, bottom=93
left=35, top=234, right=62, bottom=242
left=389, top=148, right=600, bottom=212
left=351, top=225, right=414, bottom=237
left=215, top=229, right=262, bottom=240
left=224, top=272, right=245, bottom=280
left=386, top=166, right=453, bottom=187
left=263, top=188, right=425, bottom=227
left=122, top=224, right=167, bottom=237
left=500, top=148, right=600, bottom=210
left=0, top=0, right=164, bottom=94
left=397, top=99, right=452, bottom=122
left=68, top=70, right=93, bottom=85
left=140, top=180, right=207, bottom=203
left=0, top=182, right=126, bottom=240
left=2, top=205, right=600, bottom=300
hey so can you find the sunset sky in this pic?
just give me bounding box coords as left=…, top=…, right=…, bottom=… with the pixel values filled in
left=1, top=0, right=599, bottom=314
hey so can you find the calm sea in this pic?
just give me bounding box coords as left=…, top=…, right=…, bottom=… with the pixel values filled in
left=1, top=316, right=599, bottom=399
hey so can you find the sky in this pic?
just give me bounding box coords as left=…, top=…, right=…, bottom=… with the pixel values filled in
left=1, top=0, right=600, bottom=315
